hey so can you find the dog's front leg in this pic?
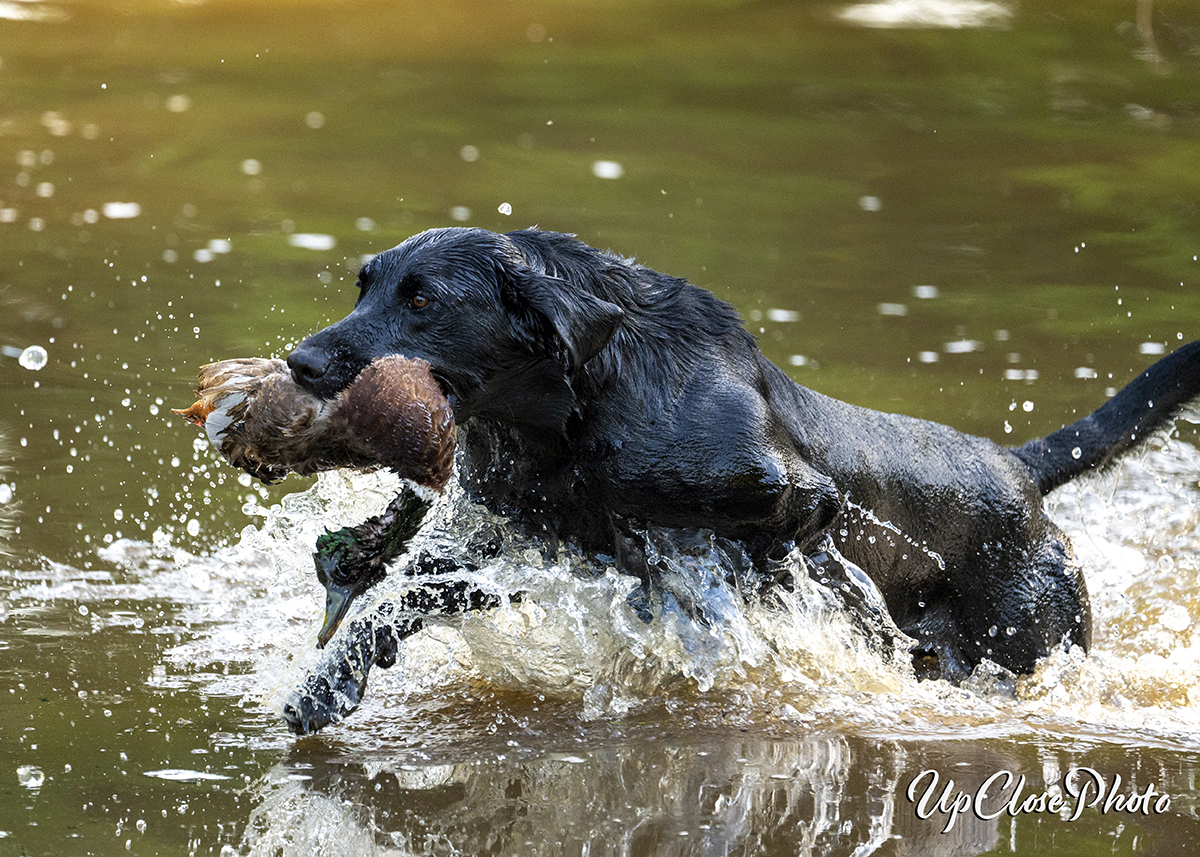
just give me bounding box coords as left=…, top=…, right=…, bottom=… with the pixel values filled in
left=281, top=575, right=500, bottom=735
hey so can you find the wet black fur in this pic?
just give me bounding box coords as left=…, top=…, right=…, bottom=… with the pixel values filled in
left=288, top=226, right=1200, bottom=688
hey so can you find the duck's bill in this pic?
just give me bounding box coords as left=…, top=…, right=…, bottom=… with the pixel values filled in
left=317, top=583, right=357, bottom=649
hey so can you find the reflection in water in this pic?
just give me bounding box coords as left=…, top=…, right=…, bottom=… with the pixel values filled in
left=0, top=1, right=67, bottom=23
left=0, top=432, right=16, bottom=558
left=836, top=0, right=1013, bottom=30
left=243, top=735, right=1011, bottom=857
left=1136, top=0, right=1164, bottom=66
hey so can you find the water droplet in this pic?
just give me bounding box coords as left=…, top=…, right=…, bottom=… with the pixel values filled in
left=1161, top=604, right=1192, bottom=633
left=944, top=339, right=981, bottom=354
left=287, top=233, right=336, bottom=251
left=17, top=765, right=45, bottom=790
left=591, top=160, right=624, bottom=179
left=1071, top=447, right=1082, bottom=459
left=102, top=201, right=141, bottom=220
left=766, top=308, right=800, bottom=323
left=498, top=202, right=512, bottom=216
left=19, top=345, right=48, bottom=370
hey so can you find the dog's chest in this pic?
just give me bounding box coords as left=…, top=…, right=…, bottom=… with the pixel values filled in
left=457, top=422, right=615, bottom=550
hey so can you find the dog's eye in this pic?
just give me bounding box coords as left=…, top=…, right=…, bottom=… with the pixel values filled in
left=410, top=294, right=430, bottom=309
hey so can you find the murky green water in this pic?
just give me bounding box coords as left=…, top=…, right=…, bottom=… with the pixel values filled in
left=2, top=0, right=1200, bottom=854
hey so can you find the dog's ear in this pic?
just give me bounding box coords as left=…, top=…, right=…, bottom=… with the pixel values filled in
left=507, top=269, right=624, bottom=372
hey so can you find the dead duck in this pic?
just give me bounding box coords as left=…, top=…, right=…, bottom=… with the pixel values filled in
left=172, top=355, right=454, bottom=488
left=173, top=355, right=455, bottom=646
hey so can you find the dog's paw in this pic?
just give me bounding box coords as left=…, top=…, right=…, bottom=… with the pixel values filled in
left=280, top=616, right=398, bottom=735
left=281, top=658, right=367, bottom=736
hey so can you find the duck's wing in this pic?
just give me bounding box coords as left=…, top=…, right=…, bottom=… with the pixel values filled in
left=173, top=358, right=331, bottom=483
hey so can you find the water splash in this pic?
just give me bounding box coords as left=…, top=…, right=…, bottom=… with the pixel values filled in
left=250, top=435, right=1198, bottom=745
left=15, top=426, right=1194, bottom=748
left=192, top=466, right=908, bottom=729
left=240, top=732, right=888, bottom=857
left=17, top=764, right=45, bottom=790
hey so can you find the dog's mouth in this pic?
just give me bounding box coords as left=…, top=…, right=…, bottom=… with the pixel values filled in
left=288, top=338, right=453, bottom=391
left=425, top=368, right=466, bottom=419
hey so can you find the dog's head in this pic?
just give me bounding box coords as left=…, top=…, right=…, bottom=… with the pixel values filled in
left=287, top=228, right=625, bottom=431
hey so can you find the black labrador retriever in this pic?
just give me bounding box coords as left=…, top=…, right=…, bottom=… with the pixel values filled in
left=282, top=226, right=1200, bottom=733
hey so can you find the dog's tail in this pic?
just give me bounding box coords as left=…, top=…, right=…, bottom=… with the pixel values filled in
left=1013, top=339, right=1200, bottom=496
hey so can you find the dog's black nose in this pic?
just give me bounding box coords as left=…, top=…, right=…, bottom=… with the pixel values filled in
left=287, top=347, right=329, bottom=389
